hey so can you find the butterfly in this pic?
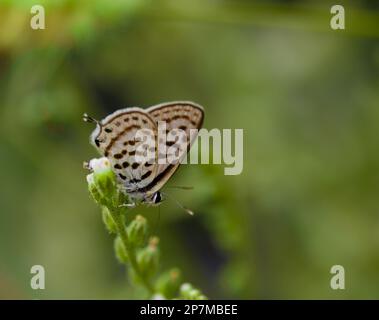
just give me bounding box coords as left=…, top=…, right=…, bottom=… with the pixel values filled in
left=84, top=101, right=204, bottom=207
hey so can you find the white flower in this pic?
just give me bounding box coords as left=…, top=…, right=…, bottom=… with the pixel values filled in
left=88, top=157, right=111, bottom=173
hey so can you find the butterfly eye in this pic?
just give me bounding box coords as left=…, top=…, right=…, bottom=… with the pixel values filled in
left=94, top=138, right=105, bottom=147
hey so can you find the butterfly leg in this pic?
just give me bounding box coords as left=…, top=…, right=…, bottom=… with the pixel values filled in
left=119, top=202, right=136, bottom=209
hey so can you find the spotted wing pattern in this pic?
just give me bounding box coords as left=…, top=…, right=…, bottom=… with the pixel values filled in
left=90, top=102, right=204, bottom=197
left=144, top=101, right=204, bottom=195
left=91, top=108, right=158, bottom=192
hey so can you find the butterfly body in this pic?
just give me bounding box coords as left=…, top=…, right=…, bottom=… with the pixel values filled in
left=87, top=101, right=204, bottom=206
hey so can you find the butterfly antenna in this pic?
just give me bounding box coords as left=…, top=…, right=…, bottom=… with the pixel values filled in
left=166, top=186, right=194, bottom=190
left=162, top=192, right=194, bottom=216
left=83, top=113, right=100, bottom=125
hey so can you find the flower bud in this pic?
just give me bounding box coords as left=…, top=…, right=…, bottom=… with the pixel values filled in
left=87, top=173, right=107, bottom=206
left=114, top=236, right=128, bottom=263
left=127, top=215, right=148, bottom=247
left=102, top=207, right=117, bottom=234
left=137, top=237, right=160, bottom=279
left=156, top=268, right=182, bottom=299
left=86, top=157, right=117, bottom=207
left=180, top=283, right=207, bottom=300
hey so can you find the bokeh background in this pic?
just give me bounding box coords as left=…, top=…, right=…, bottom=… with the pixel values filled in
left=1, top=0, right=379, bottom=299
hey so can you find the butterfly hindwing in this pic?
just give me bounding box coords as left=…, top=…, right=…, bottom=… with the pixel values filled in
left=144, top=101, right=204, bottom=195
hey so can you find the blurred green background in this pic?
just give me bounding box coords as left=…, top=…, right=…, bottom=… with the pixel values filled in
left=1, top=0, right=379, bottom=299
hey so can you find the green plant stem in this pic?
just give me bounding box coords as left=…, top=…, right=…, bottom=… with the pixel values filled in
left=110, top=209, right=155, bottom=295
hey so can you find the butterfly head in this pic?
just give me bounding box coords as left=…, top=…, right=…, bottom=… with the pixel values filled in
left=83, top=113, right=103, bottom=149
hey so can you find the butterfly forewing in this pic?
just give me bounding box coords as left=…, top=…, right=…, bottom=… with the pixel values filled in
left=92, top=108, right=158, bottom=191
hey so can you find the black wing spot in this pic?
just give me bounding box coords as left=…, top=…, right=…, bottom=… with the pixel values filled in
left=154, top=192, right=162, bottom=204
left=122, top=150, right=127, bottom=155
left=131, top=163, right=139, bottom=169
left=141, top=171, right=152, bottom=180
left=95, top=139, right=100, bottom=147
left=114, top=153, right=123, bottom=159
left=105, top=128, right=112, bottom=133
left=122, top=161, right=130, bottom=168
left=119, top=173, right=127, bottom=180
left=114, top=164, right=122, bottom=169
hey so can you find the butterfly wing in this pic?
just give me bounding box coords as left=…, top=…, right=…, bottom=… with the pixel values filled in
left=142, top=101, right=204, bottom=195
left=90, top=108, right=158, bottom=192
